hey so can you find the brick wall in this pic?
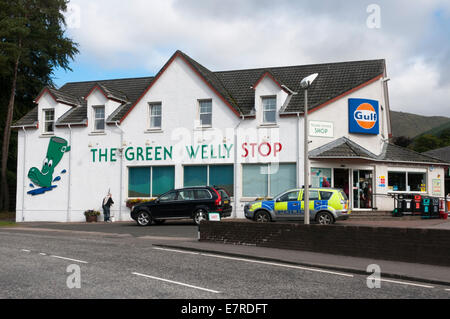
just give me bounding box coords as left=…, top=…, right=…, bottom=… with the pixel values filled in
left=199, top=221, right=450, bottom=266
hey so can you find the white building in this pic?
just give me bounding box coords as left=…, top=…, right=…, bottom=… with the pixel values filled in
left=13, top=50, right=448, bottom=222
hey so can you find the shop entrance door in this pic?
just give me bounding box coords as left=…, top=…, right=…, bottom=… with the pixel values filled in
left=352, top=170, right=373, bottom=209
left=333, top=169, right=350, bottom=199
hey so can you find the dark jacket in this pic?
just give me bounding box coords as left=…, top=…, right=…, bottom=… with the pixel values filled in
left=102, top=197, right=114, bottom=208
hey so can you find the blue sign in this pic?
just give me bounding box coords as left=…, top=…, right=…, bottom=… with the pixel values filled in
left=349, top=98, right=379, bottom=135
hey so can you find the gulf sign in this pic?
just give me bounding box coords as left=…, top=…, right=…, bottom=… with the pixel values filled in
left=348, top=98, right=379, bottom=134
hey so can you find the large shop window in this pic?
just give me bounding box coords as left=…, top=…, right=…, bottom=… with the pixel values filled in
left=128, top=166, right=175, bottom=198
left=184, top=165, right=234, bottom=196
left=242, top=163, right=296, bottom=198
left=388, top=171, right=426, bottom=192
left=311, top=168, right=332, bottom=188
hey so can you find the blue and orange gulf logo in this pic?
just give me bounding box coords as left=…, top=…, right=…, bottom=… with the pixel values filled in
left=348, top=98, right=379, bottom=135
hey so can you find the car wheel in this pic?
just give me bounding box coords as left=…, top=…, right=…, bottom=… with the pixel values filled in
left=194, top=209, right=208, bottom=225
left=254, top=211, right=271, bottom=223
left=316, top=211, right=334, bottom=225
left=154, top=220, right=166, bottom=225
left=136, top=211, right=152, bottom=226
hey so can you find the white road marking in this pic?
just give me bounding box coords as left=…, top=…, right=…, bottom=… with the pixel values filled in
left=200, top=253, right=354, bottom=278
left=39, top=253, right=47, bottom=256
left=132, top=272, right=221, bottom=294
left=50, top=255, right=89, bottom=264
left=21, top=249, right=31, bottom=252
left=152, top=247, right=200, bottom=255
left=379, top=278, right=434, bottom=289
left=444, top=288, right=450, bottom=291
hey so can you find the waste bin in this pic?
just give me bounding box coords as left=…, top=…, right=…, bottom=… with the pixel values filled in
left=412, top=195, right=422, bottom=215
left=421, top=197, right=431, bottom=219
left=431, top=197, right=440, bottom=218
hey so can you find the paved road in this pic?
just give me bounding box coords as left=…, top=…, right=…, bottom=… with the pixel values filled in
left=0, top=227, right=449, bottom=299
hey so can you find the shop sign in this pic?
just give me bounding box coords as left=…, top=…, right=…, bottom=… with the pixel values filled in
left=309, top=121, right=334, bottom=138
left=90, top=142, right=285, bottom=162
left=348, top=98, right=379, bottom=135
left=432, top=179, right=441, bottom=196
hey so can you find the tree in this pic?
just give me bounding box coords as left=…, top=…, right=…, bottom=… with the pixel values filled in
left=0, top=0, right=78, bottom=211
left=411, top=134, right=443, bottom=153
left=392, top=136, right=412, bottom=148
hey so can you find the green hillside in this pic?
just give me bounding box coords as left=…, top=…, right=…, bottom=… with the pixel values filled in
left=390, top=110, right=450, bottom=139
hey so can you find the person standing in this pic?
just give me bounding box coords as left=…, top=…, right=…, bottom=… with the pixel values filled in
left=102, top=192, right=114, bottom=223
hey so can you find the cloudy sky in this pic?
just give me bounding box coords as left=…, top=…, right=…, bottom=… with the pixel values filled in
left=55, top=0, right=450, bottom=117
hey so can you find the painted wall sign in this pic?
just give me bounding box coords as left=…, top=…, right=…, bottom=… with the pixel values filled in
left=28, top=137, right=70, bottom=195
left=309, top=121, right=334, bottom=138
left=348, top=98, right=379, bottom=135
left=90, top=144, right=234, bottom=162
left=241, top=142, right=282, bottom=158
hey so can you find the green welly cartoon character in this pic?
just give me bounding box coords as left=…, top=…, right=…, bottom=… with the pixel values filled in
left=28, top=137, right=71, bottom=188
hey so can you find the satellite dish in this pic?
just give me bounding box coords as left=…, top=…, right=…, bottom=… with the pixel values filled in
left=300, top=73, right=319, bottom=89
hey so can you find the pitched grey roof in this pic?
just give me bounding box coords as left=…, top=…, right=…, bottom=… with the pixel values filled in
left=380, top=143, right=449, bottom=164
left=310, top=137, right=449, bottom=165
left=11, top=106, right=39, bottom=128
left=214, top=59, right=385, bottom=115
left=309, top=137, right=378, bottom=160
left=46, top=87, right=81, bottom=106
left=56, top=106, right=88, bottom=126
left=14, top=50, right=384, bottom=127
left=423, top=146, right=450, bottom=163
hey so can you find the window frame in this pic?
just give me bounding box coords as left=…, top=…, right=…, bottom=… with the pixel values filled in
left=127, top=166, right=175, bottom=199
left=93, top=105, right=106, bottom=132
left=242, top=163, right=297, bottom=198
left=198, top=99, right=213, bottom=128
left=42, top=109, right=55, bottom=134
left=148, top=102, right=162, bottom=130
left=183, top=164, right=234, bottom=196
left=387, top=170, right=427, bottom=193
left=261, top=96, right=277, bottom=124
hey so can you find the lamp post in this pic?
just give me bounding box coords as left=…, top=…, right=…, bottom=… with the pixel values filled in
left=300, top=73, right=318, bottom=225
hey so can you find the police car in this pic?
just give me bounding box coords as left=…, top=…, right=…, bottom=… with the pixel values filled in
left=244, top=188, right=350, bottom=224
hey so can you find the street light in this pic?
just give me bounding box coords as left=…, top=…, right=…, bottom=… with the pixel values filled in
left=300, top=73, right=318, bottom=225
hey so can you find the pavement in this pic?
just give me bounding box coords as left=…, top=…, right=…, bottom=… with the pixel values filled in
left=0, top=225, right=449, bottom=299
left=4, top=218, right=450, bottom=287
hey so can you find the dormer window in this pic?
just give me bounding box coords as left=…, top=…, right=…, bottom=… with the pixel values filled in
left=93, top=105, right=105, bottom=132
left=43, top=109, right=55, bottom=134
left=262, top=96, right=277, bottom=124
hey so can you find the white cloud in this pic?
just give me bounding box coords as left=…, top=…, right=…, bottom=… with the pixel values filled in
left=64, top=0, right=450, bottom=117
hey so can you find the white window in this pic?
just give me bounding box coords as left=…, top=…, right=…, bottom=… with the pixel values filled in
left=388, top=171, right=427, bottom=192
left=43, top=109, right=55, bottom=134
left=149, top=103, right=162, bottom=129
left=262, top=96, right=277, bottom=124
left=199, top=100, right=212, bottom=127
left=93, top=106, right=105, bottom=132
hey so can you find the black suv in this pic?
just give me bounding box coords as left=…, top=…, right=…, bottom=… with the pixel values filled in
left=130, top=186, right=232, bottom=226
